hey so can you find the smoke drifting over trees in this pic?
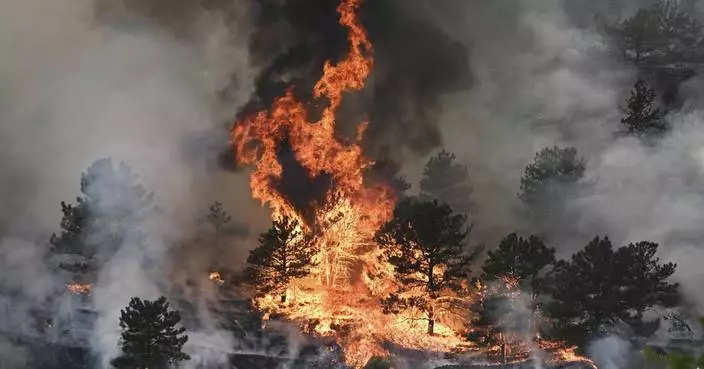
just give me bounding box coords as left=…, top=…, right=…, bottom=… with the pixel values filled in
left=0, top=0, right=703, bottom=368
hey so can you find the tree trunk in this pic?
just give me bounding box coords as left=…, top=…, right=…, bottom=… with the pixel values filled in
left=427, top=311, right=435, bottom=335
left=281, top=292, right=287, bottom=303
left=500, top=342, right=507, bottom=364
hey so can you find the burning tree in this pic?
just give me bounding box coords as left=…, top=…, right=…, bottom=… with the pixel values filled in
left=621, top=79, right=667, bottom=137
left=244, top=216, right=317, bottom=304
left=111, top=296, right=190, bottom=369
left=549, top=237, right=679, bottom=346
left=420, top=150, right=473, bottom=216
left=374, top=198, right=476, bottom=335
left=481, top=233, right=556, bottom=298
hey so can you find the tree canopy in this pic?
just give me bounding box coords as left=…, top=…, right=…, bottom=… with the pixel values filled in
left=420, top=150, right=473, bottom=216
left=245, top=216, right=317, bottom=303
left=481, top=233, right=556, bottom=297
left=111, top=296, right=189, bottom=369
left=621, top=79, right=667, bottom=137
left=374, top=197, right=477, bottom=335
left=50, top=158, right=153, bottom=276
left=614, top=0, right=703, bottom=67
left=519, top=146, right=586, bottom=209
left=549, top=237, right=679, bottom=346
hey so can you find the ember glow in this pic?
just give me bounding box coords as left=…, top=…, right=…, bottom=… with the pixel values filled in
left=230, top=0, right=598, bottom=367
left=66, top=283, right=91, bottom=295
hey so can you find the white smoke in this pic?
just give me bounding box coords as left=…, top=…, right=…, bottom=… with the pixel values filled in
left=0, top=0, right=269, bottom=367
left=588, top=336, right=632, bottom=369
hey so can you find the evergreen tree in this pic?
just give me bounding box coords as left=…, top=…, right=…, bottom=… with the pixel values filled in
left=621, top=79, right=667, bottom=136
left=420, top=150, right=472, bottom=216
left=615, top=0, right=703, bottom=66
left=50, top=158, right=153, bottom=276
left=519, top=146, right=585, bottom=209
left=374, top=197, right=478, bottom=335
left=519, top=146, right=586, bottom=237
left=244, top=216, right=317, bottom=303
left=481, top=233, right=556, bottom=297
left=549, top=237, right=679, bottom=346
left=205, top=201, right=232, bottom=248
left=111, top=296, right=190, bottom=369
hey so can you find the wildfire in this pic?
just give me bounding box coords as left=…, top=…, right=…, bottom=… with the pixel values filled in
left=209, top=272, right=225, bottom=285
left=230, top=0, right=598, bottom=367
left=540, top=341, right=598, bottom=369
left=66, top=283, right=91, bottom=295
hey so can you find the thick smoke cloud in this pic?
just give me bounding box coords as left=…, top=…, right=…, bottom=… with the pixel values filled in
left=238, top=0, right=472, bottom=160
left=0, top=0, right=270, bottom=366
left=421, top=0, right=704, bottom=312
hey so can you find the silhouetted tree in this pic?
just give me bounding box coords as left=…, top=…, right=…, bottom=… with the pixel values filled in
left=111, top=296, right=189, bottom=369
left=615, top=0, right=703, bottom=66
left=621, top=79, right=667, bottom=136
left=205, top=201, right=232, bottom=247
left=550, top=237, right=679, bottom=346
left=50, top=158, right=153, bottom=276
left=481, top=233, right=556, bottom=298
left=519, top=146, right=586, bottom=237
left=374, top=198, right=479, bottom=335
left=420, top=150, right=473, bottom=216
left=244, top=216, right=317, bottom=303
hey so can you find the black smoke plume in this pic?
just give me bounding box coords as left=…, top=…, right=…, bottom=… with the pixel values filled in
left=238, top=0, right=472, bottom=160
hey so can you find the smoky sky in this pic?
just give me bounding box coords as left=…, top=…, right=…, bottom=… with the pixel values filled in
left=239, top=0, right=472, bottom=160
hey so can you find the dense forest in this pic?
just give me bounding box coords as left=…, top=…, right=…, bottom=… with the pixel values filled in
left=1, top=0, right=704, bottom=369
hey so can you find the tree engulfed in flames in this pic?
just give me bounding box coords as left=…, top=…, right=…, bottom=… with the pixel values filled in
left=230, top=0, right=466, bottom=365
left=230, top=0, right=597, bottom=367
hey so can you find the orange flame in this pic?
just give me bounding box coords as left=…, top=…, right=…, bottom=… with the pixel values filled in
left=66, top=283, right=91, bottom=295
left=209, top=272, right=224, bottom=285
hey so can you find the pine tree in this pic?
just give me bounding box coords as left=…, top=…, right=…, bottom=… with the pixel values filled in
left=111, top=296, right=190, bottom=369
left=50, top=158, right=153, bottom=276
left=420, top=150, right=473, bottom=216
left=621, top=79, right=667, bottom=136
left=519, top=146, right=585, bottom=209
left=549, top=237, right=679, bottom=346
left=244, top=216, right=317, bottom=303
left=374, top=197, right=478, bottom=335
left=205, top=201, right=232, bottom=247
left=616, top=0, right=703, bottom=66
left=481, top=233, right=556, bottom=297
